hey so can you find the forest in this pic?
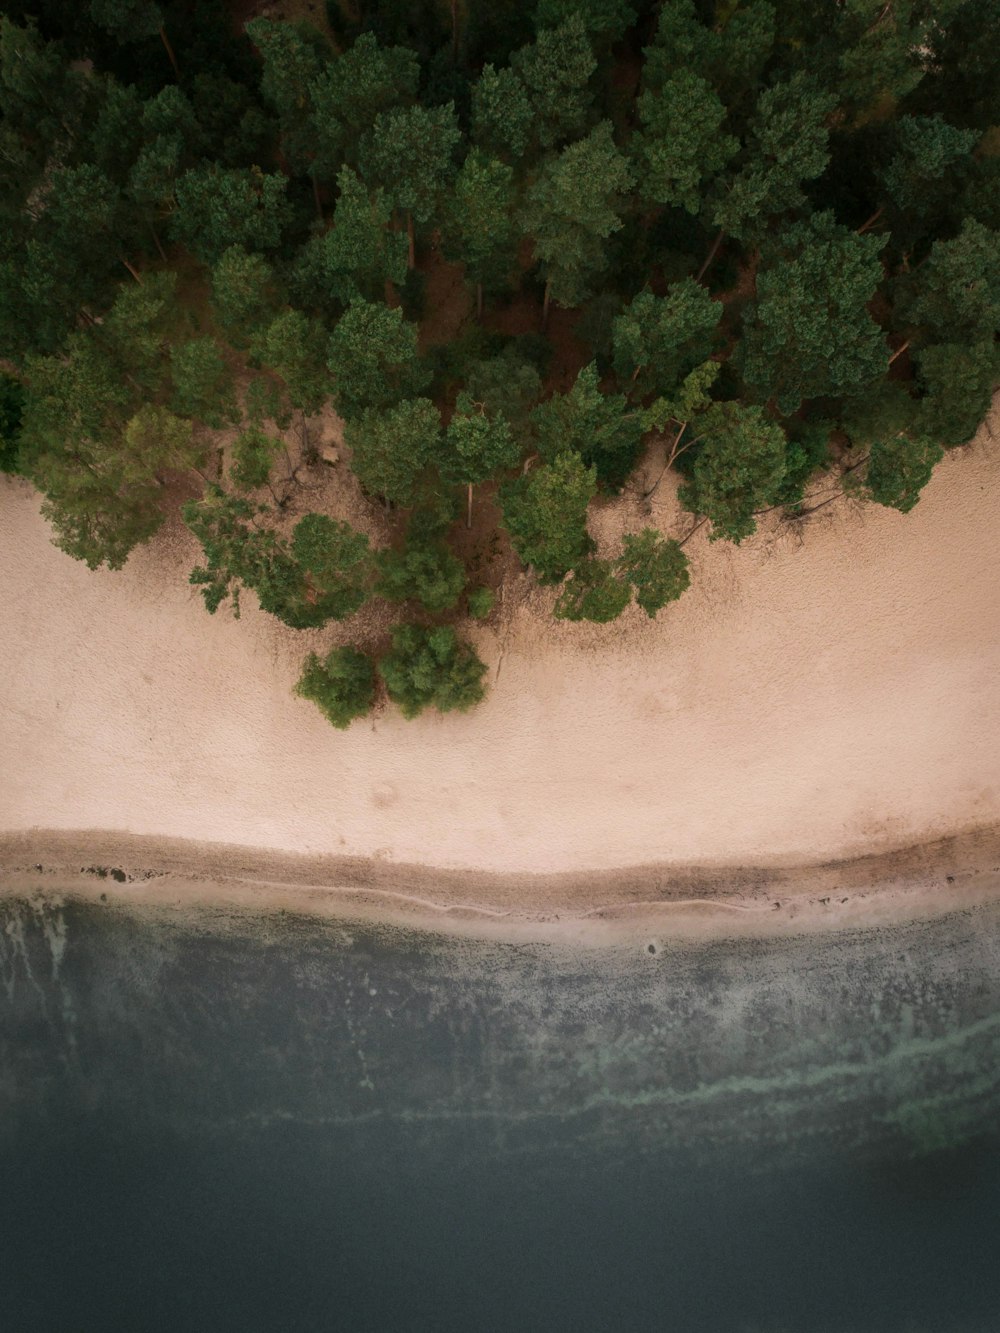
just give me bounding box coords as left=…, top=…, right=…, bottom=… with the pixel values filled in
left=1, top=0, right=998, bottom=725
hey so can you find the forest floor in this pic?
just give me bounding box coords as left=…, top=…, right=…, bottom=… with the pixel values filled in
left=1, top=398, right=999, bottom=928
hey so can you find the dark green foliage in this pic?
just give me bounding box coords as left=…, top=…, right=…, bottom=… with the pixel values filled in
left=742, top=212, right=887, bottom=413
left=618, top=529, right=690, bottom=617
left=295, top=646, right=375, bottom=728
left=359, top=102, right=461, bottom=230
left=441, top=151, right=518, bottom=302
left=467, top=586, right=495, bottom=619
left=291, top=512, right=373, bottom=621
left=345, top=397, right=441, bottom=505
left=380, top=623, right=487, bottom=718
left=914, top=341, right=1000, bottom=448
left=500, top=451, right=596, bottom=581
left=171, top=167, right=291, bottom=265
left=522, top=121, right=635, bottom=310
left=212, top=247, right=281, bottom=346
left=445, top=394, right=520, bottom=485
left=531, top=364, right=643, bottom=488
left=170, top=339, right=236, bottom=428
left=554, top=558, right=631, bottom=623
left=612, top=282, right=720, bottom=400
left=511, top=14, right=596, bottom=152
left=471, top=65, right=533, bottom=163
left=229, top=427, right=281, bottom=492
left=328, top=300, right=429, bottom=417
left=900, top=220, right=1000, bottom=345
left=634, top=70, right=737, bottom=213
left=310, top=31, right=420, bottom=174
left=303, top=166, right=409, bottom=305
left=865, top=433, right=944, bottom=514
left=376, top=526, right=466, bottom=612
left=0, top=373, right=25, bottom=474
left=678, top=402, right=787, bottom=543
left=463, top=351, right=542, bottom=433
left=254, top=311, right=329, bottom=416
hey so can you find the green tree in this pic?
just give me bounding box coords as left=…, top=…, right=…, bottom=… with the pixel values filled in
left=170, top=338, right=237, bottom=428
left=612, top=282, right=720, bottom=400
left=375, top=526, right=466, bottom=612
left=254, top=311, right=329, bottom=417
left=901, top=219, right=1000, bottom=345
left=712, top=74, right=836, bottom=239
left=678, top=401, right=787, bottom=543
left=291, top=512, right=373, bottom=622
left=328, top=300, right=429, bottom=417
left=359, top=103, right=461, bottom=267
left=171, top=167, right=291, bottom=265
left=618, top=528, right=690, bottom=616
left=229, top=426, right=282, bottom=493
left=211, top=246, right=281, bottom=346
left=864, top=433, right=944, bottom=513
left=500, top=450, right=596, bottom=581
left=522, top=121, right=635, bottom=322
left=634, top=69, right=737, bottom=213
left=879, top=114, right=977, bottom=243
left=380, top=623, right=487, bottom=718
left=442, top=151, right=518, bottom=318
left=245, top=18, right=326, bottom=193
left=295, top=646, right=375, bottom=729
left=742, top=212, right=887, bottom=413
left=511, top=14, right=596, bottom=151
left=0, top=372, right=25, bottom=474
left=309, top=32, right=420, bottom=177
left=306, top=166, right=409, bottom=306
left=464, top=350, right=542, bottom=434
left=554, top=558, right=631, bottom=622
left=445, top=392, right=520, bottom=526
left=471, top=64, right=533, bottom=163
left=345, top=397, right=441, bottom=505
left=531, top=363, right=642, bottom=488
left=914, top=340, right=1000, bottom=447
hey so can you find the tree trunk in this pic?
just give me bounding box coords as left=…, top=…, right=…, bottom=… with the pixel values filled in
left=696, top=230, right=725, bottom=283
left=406, top=212, right=415, bottom=270
left=149, top=225, right=167, bottom=262
left=159, top=26, right=180, bottom=80
left=888, top=338, right=911, bottom=365
left=120, top=256, right=143, bottom=284
left=856, top=206, right=884, bottom=235
left=541, top=275, right=552, bottom=331
left=467, top=482, right=473, bottom=530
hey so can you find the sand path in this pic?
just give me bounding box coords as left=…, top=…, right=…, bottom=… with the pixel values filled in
left=2, top=407, right=999, bottom=892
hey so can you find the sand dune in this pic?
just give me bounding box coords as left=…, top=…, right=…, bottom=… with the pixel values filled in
left=2, top=406, right=999, bottom=887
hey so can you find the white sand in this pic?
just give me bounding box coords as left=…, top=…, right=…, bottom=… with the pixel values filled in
left=2, top=404, right=999, bottom=892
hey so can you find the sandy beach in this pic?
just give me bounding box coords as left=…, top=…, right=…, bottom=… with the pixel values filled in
left=2, top=400, right=999, bottom=932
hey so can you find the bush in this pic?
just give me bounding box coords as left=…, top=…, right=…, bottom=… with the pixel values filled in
left=0, top=373, right=26, bottom=475
left=295, top=646, right=375, bottom=728
left=379, top=623, right=487, bottom=718
left=467, top=586, right=495, bottom=619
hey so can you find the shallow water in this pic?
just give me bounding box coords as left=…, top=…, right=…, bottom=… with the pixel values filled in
left=2, top=890, right=999, bottom=1331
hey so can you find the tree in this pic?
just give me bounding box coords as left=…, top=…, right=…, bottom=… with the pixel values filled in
left=327, top=300, right=429, bottom=417
left=711, top=74, right=836, bottom=239
left=254, top=311, right=329, bottom=417
left=345, top=398, right=441, bottom=505
left=441, top=151, right=518, bottom=317
left=295, top=647, right=375, bottom=729
left=309, top=32, right=420, bottom=177
left=500, top=450, right=596, bottom=581
left=900, top=220, right=1000, bottom=345
left=531, top=363, right=643, bottom=488
left=88, top=0, right=179, bottom=79
left=612, top=282, right=720, bottom=400
left=445, top=393, right=520, bottom=526
left=471, top=64, right=533, bottom=163
left=511, top=14, right=596, bottom=151
left=375, top=525, right=466, bottom=611
left=634, top=70, right=737, bottom=213
left=879, top=114, right=977, bottom=244
left=678, top=402, right=787, bottom=543
left=171, top=167, right=291, bottom=265
left=522, top=121, right=635, bottom=322
left=0, top=372, right=25, bottom=474
left=245, top=18, right=326, bottom=190
left=742, top=212, right=887, bottom=413
left=229, top=427, right=282, bottom=494
left=914, top=341, right=1000, bottom=448
left=380, top=623, right=487, bottom=718
left=618, top=529, right=690, bottom=616
left=554, top=558, right=631, bottom=623
left=359, top=103, right=461, bottom=267
left=865, top=433, right=944, bottom=514
left=211, top=246, right=281, bottom=345
left=290, top=512, right=373, bottom=622
left=308, top=166, right=408, bottom=305
left=464, top=351, right=542, bottom=434
left=170, top=338, right=237, bottom=429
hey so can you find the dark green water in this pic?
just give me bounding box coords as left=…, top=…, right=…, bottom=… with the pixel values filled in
left=2, top=890, right=1000, bottom=1332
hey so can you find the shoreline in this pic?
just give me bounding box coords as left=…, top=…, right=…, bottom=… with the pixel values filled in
left=3, top=824, right=999, bottom=944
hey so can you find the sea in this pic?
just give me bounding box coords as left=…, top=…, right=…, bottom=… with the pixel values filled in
left=2, top=887, right=1000, bottom=1332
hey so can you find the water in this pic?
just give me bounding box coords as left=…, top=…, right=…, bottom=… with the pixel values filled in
left=2, top=890, right=1000, bottom=1332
